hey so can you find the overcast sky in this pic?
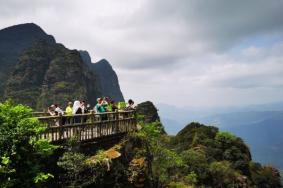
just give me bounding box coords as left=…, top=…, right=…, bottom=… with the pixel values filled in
left=1, top=0, right=283, bottom=107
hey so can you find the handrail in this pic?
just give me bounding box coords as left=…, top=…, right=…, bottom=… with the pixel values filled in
left=37, top=110, right=137, bottom=142
left=36, top=110, right=135, bottom=118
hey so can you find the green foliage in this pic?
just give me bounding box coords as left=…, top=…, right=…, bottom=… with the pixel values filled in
left=216, top=131, right=237, bottom=144
left=172, top=122, right=219, bottom=152
left=1, top=156, right=10, bottom=166
left=1, top=101, right=279, bottom=187
left=139, top=122, right=162, bottom=140
left=3, top=41, right=107, bottom=110
left=184, top=171, right=198, bottom=185
left=157, top=122, right=281, bottom=187
left=215, top=131, right=251, bottom=175
left=57, top=151, right=109, bottom=187
left=181, top=149, right=209, bottom=182
left=209, top=161, right=241, bottom=187
left=168, top=181, right=194, bottom=188
left=250, top=162, right=282, bottom=188
left=57, top=152, right=88, bottom=177
left=135, top=120, right=185, bottom=186
left=34, top=172, right=54, bottom=184
left=0, top=100, right=57, bottom=187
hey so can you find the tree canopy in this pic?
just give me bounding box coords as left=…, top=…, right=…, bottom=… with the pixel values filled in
left=0, top=101, right=57, bottom=187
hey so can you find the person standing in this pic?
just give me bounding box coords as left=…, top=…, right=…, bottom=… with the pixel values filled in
left=125, top=99, right=135, bottom=111
left=73, top=100, right=82, bottom=123
left=95, top=98, right=107, bottom=121
left=65, top=102, right=73, bottom=124
left=94, top=98, right=106, bottom=113
left=80, top=100, right=88, bottom=122
left=65, top=102, right=73, bottom=115
left=81, top=100, right=88, bottom=114
left=54, top=104, right=65, bottom=125
left=48, top=105, right=56, bottom=116
left=54, top=104, right=64, bottom=115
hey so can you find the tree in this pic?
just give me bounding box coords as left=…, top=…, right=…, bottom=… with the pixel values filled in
left=0, top=101, right=57, bottom=187
left=250, top=162, right=282, bottom=188
left=215, top=132, right=251, bottom=176
left=181, top=149, right=209, bottom=183
left=209, top=161, right=243, bottom=188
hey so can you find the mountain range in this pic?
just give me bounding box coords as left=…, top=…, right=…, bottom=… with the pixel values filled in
left=158, top=102, right=283, bottom=170
left=0, top=23, right=124, bottom=110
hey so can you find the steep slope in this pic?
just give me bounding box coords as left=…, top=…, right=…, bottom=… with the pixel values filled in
left=0, top=23, right=124, bottom=109
left=79, top=51, right=124, bottom=101
left=4, top=41, right=101, bottom=110
left=0, top=23, right=55, bottom=98
left=227, top=112, right=283, bottom=170
left=169, top=122, right=282, bottom=187
left=136, top=101, right=160, bottom=123
left=200, top=111, right=283, bottom=170
left=136, top=101, right=166, bottom=134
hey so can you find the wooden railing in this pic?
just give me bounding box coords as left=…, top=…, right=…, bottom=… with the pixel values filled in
left=38, top=111, right=137, bottom=143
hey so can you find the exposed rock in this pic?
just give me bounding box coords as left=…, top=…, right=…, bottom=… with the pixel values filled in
left=4, top=41, right=101, bottom=110
left=0, top=23, right=124, bottom=108
left=136, top=101, right=160, bottom=123
left=0, top=23, right=55, bottom=98
left=136, top=101, right=166, bottom=134
left=79, top=50, right=124, bottom=102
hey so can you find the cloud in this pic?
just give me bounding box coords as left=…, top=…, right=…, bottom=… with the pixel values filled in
left=1, top=0, right=283, bottom=69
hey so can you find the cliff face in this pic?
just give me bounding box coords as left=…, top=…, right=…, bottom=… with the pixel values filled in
left=0, top=23, right=124, bottom=109
left=79, top=51, right=124, bottom=102
left=136, top=101, right=160, bottom=123
left=4, top=42, right=101, bottom=109
left=0, top=23, right=55, bottom=98
left=136, top=101, right=166, bottom=134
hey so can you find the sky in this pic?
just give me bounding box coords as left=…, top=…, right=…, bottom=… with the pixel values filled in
left=1, top=0, right=283, bottom=107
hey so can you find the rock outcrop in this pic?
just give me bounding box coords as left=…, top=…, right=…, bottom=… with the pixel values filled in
left=136, top=101, right=166, bottom=134
left=4, top=41, right=101, bottom=109
left=0, top=23, right=55, bottom=98
left=79, top=51, right=124, bottom=102
left=136, top=101, right=160, bottom=123
left=0, top=23, right=124, bottom=109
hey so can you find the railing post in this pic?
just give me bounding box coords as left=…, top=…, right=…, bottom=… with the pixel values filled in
left=38, top=109, right=138, bottom=143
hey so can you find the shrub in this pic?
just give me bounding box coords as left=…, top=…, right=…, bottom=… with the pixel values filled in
left=0, top=100, right=57, bottom=187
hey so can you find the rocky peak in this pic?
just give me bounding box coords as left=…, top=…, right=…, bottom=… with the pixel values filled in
left=136, top=101, right=160, bottom=123
left=79, top=50, right=92, bottom=65
left=0, top=23, right=55, bottom=45
left=0, top=23, right=125, bottom=108
left=0, top=23, right=56, bottom=98
left=79, top=51, right=124, bottom=102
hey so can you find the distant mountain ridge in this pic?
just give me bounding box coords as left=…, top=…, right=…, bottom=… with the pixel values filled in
left=158, top=102, right=283, bottom=170
left=0, top=23, right=124, bottom=109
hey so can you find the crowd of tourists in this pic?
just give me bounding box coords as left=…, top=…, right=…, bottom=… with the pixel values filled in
left=47, top=97, right=136, bottom=117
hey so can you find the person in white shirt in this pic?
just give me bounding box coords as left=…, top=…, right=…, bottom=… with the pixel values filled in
left=125, top=99, right=135, bottom=111
left=54, top=104, right=64, bottom=115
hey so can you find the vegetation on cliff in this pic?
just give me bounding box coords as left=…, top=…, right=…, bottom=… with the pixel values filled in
left=0, top=101, right=57, bottom=187
left=0, top=23, right=55, bottom=99
left=79, top=50, right=124, bottom=102
left=0, top=23, right=124, bottom=109
left=4, top=41, right=101, bottom=110
left=0, top=101, right=281, bottom=188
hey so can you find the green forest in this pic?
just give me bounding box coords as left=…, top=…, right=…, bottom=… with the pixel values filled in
left=0, top=101, right=282, bottom=188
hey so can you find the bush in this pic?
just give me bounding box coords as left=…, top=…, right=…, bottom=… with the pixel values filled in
left=0, top=100, right=57, bottom=187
